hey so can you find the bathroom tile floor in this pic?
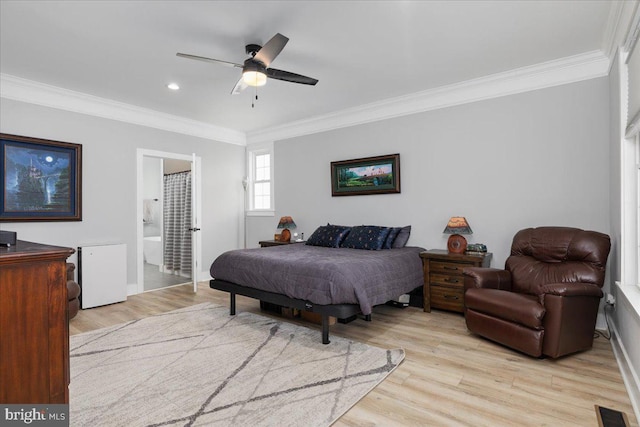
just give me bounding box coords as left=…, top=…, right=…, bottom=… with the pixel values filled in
left=143, top=262, right=190, bottom=291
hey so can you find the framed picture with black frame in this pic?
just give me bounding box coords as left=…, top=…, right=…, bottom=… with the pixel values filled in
left=1, top=133, right=82, bottom=221
left=331, top=153, right=400, bottom=196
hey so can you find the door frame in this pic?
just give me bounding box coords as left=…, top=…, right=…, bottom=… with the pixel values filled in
left=135, top=149, right=202, bottom=295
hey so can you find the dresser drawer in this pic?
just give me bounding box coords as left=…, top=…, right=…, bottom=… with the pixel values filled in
left=430, top=285, right=464, bottom=312
left=430, top=260, right=473, bottom=276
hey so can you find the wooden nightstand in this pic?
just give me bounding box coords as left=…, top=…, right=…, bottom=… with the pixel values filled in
left=420, top=249, right=492, bottom=313
left=259, top=240, right=305, bottom=248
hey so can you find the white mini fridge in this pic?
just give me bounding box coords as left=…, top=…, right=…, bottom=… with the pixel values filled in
left=78, top=243, right=127, bottom=309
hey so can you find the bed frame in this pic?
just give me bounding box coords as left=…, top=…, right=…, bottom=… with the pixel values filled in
left=210, top=279, right=368, bottom=344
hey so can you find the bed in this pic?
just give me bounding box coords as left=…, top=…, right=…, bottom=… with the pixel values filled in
left=209, top=227, right=424, bottom=344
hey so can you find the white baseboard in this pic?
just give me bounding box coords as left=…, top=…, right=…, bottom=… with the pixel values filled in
left=200, top=270, right=213, bottom=283
left=609, top=315, right=640, bottom=423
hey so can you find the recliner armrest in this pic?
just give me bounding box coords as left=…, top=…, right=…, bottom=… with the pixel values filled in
left=463, top=267, right=512, bottom=291
left=540, top=282, right=603, bottom=298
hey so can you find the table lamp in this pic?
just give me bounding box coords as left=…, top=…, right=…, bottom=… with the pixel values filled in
left=443, top=216, right=472, bottom=254
left=277, top=216, right=297, bottom=243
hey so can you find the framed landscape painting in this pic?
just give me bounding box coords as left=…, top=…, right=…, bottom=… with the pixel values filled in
left=1, top=133, right=82, bottom=221
left=331, top=153, right=400, bottom=196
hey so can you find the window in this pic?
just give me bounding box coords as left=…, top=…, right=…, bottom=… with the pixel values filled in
left=254, top=153, right=271, bottom=209
left=620, top=12, right=640, bottom=306
left=246, top=142, right=274, bottom=215
left=635, top=133, right=640, bottom=290
left=635, top=134, right=640, bottom=287
left=629, top=132, right=640, bottom=290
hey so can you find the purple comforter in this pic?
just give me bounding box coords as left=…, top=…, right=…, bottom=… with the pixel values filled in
left=209, top=244, right=425, bottom=315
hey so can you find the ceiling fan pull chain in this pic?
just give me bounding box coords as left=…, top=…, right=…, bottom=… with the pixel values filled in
left=252, top=86, right=259, bottom=108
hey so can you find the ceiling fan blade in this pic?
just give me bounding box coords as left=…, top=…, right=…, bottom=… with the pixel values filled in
left=266, top=68, right=318, bottom=85
left=253, top=33, right=289, bottom=67
left=231, top=77, right=248, bottom=95
left=176, top=53, right=243, bottom=68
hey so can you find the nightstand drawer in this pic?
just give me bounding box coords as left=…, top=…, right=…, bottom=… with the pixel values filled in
left=430, top=260, right=472, bottom=275
left=431, top=273, right=464, bottom=286
left=430, top=285, right=464, bottom=312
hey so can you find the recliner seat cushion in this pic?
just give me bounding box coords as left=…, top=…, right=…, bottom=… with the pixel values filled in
left=466, top=309, right=544, bottom=357
left=465, top=288, right=545, bottom=330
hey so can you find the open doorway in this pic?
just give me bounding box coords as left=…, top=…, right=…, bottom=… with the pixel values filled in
left=136, top=149, right=201, bottom=295
left=144, top=157, right=192, bottom=291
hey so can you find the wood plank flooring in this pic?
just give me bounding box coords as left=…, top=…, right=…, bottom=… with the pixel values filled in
left=70, top=282, right=638, bottom=427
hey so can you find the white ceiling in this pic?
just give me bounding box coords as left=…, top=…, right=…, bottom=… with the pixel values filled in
left=0, top=1, right=617, bottom=137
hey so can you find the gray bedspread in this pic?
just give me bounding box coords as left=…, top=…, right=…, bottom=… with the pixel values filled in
left=209, top=244, right=425, bottom=315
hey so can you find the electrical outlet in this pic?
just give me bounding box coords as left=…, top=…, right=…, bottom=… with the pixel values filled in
left=605, top=293, right=616, bottom=305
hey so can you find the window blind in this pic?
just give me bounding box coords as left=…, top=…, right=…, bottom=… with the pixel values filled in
left=626, top=16, right=640, bottom=138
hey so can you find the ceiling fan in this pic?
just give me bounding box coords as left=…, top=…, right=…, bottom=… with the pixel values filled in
left=177, top=33, right=318, bottom=95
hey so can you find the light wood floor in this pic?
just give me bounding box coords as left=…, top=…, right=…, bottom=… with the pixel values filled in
left=70, top=282, right=638, bottom=427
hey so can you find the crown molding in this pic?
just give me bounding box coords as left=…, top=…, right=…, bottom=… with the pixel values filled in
left=1, top=48, right=610, bottom=148
left=602, top=0, right=640, bottom=72
left=0, top=74, right=246, bottom=146
left=247, top=50, right=610, bottom=144
left=623, top=2, right=640, bottom=53
left=602, top=1, right=626, bottom=62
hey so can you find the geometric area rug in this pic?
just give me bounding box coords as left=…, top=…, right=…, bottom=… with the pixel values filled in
left=70, top=303, right=404, bottom=426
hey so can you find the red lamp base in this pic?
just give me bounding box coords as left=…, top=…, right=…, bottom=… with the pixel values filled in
left=447, top=234, right=467, bottom=254
left=280, top=228, right=291, bottom=243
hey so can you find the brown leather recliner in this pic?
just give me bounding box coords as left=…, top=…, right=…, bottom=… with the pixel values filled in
left=463, top=227, right=610, bottom=358
left=66, top=263, right=81, bottom=319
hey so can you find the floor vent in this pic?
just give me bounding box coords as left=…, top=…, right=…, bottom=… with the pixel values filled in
left=596, top=405, right=629, bottom=427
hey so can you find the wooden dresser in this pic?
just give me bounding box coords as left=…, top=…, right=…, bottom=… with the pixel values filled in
left=420, top=249, right=492, bottom=313
left=0, top=240, right=75, bottom=403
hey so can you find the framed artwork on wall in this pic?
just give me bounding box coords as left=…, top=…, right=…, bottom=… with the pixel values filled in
left=1, top=133, right=82, bottom=221
left=331, top=153, right=400, bottom=196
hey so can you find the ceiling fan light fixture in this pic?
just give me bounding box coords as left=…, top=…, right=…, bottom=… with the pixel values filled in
left=242, top=70, right=267, bottom=87
left=178, top=33, right=318, bottom=94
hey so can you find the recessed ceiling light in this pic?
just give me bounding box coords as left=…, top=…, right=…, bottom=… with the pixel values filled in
left=167, top=83, right=180, bottom=91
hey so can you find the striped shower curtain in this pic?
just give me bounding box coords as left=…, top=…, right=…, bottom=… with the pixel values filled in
left=163, top=171, right=192, bottom=276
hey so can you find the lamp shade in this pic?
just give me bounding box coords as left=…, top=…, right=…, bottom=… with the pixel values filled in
left=443, top=217, right=472, bottom=235
left=277, top=216, right=297, bottom=229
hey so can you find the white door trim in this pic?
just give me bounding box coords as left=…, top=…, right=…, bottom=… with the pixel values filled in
left=135, top=148, right=203, bottom=295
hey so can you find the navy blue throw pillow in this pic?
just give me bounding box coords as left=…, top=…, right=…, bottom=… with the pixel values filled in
left=340, top=226, right=391, bottom=250
left=391, top=225, right=411, bottom=248
left=383, top=227, right=402, bottom=249
left=306, top=225, right=351, bottom=248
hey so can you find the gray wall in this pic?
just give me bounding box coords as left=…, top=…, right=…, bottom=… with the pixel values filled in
left=0, top=98, right=245, bottom=285
left=249, top=77, right=610, bottom=278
